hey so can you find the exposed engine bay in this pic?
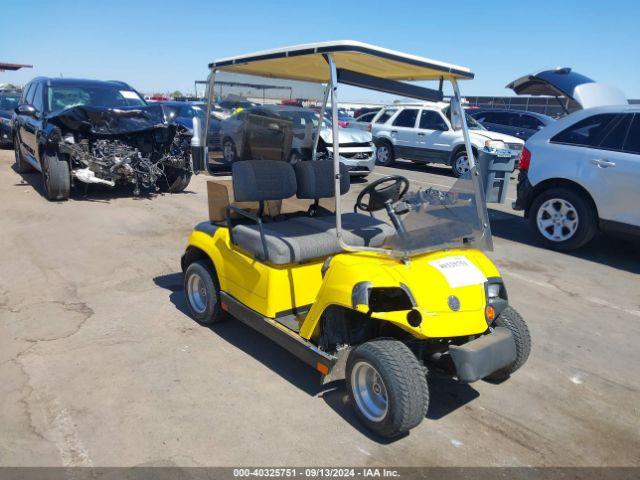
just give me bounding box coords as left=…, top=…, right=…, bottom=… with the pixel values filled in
left=49, top=104, right=192, bottom=195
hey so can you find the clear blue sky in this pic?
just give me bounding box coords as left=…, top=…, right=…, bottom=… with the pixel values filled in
left=2, top=0, right=639, bottom=100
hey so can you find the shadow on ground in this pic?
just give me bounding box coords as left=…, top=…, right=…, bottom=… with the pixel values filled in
left=11, top=164, right=196, bottom=202
left=154, top=271, right=479, bottom=443
left=388, top=158, right=457, bottom=179
left=489, top=207, right=640, bottom=274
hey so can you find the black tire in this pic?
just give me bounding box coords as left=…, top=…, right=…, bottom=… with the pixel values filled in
left=486, top=306, right=531, bottom=381
left=346, top=339, right=428, bottom=438
left=528, top=187, right=597, bottom=251
left=374, top=139, right=395, bottom=166
left=184, top=259, right=225, bottom=325
left=42, top=153, right=70, bottom=201
left=163, top=168, right=192, bottom=193
left=451, top=148, right=473, bottom=178
left=14, top=140, right=35, bottom=173
left=222, top=138, right=237, bottom=164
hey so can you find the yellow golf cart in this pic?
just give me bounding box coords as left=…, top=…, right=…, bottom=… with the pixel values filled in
left=184, top=41, right=530, bottom=438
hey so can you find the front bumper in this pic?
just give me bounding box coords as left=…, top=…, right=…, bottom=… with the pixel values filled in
left=512, top=170, right=533, bottom=213
left=449, top=327, right=516, bottom=383
left=343, top=156, right=376, bottom=176
left=327, top=145, right=376, bottom=176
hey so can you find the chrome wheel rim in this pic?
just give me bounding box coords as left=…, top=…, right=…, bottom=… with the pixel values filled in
left=455, top=155, right=470, bottom=175
left=187, top=273, right=209, bottom=314
left=223, top=142, right=235, bottom=162
left=376, top=146, right=389, bottom=164
left=351, top=361, right=388, bottom=422
left=536, top=198, right=579, bottom=242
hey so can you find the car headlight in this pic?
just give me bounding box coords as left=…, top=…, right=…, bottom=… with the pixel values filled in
left=0, top=118, right=9, bottom=125
left=487, top=283, right=501, bottom=299
left=484, top=140, right=506, bottom=151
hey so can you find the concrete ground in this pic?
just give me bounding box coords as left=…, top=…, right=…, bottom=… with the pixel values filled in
left=1, top=147, right=639, bottom=467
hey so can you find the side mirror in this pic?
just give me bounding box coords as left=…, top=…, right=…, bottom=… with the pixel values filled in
left=450, top=97, right=463, bottom=130
left=16, top=104, right=37, bottom=117
left=438, top=124, right=450, bottom=131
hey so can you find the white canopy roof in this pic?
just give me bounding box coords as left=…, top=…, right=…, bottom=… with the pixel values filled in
left=209, top=40, right=474, bottom=83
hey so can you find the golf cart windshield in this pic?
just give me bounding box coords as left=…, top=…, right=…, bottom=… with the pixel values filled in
left=202, top=41, right=492, bottom=257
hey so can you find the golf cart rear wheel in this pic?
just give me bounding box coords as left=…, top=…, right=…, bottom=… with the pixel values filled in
left=346, top=339, right=429, bottom=438
left=486, top=306, right=531, bottom=381
left=184, top=260, right=224, bottom=325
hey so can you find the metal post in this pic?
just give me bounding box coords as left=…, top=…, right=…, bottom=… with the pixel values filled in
left=203, top=70, right=216, bottom=153
left=327, top=55, right=343, bottom=243
left=312, top=83, right=331, bottom=161
left=451, top=79, right=476, bottom=170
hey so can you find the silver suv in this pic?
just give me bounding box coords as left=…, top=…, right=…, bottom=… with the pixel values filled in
left=514, top=105, right=640, bottom=250
left=371, top=103, right=523, bottom=177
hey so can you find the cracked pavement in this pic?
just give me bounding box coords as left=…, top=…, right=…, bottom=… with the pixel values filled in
left=0, top=149, right=639, bottom=467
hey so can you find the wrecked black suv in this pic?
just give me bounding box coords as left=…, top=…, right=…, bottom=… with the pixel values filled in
left=13, top=77, right=193, bottom=201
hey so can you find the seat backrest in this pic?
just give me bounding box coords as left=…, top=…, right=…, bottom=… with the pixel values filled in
left=294, top=160, right=350, bottom=200
left=232, top=160, right=297, bottom=202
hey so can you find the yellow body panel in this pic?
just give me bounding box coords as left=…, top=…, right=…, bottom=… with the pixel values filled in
left=186, top=227, right=501, bottom=341
left=187, top=229, right=325, bottom=318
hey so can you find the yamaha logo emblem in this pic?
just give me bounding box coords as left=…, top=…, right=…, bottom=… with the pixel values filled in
left=448, top=295, right=461, bottom=311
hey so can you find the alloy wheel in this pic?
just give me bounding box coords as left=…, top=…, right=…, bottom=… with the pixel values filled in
left=351, top=361, right=389, bottom=422
left=455, top=154, right=470, bottom=176
left=376, top=146, right=390, bottom=165
left=223, top=142, right=235, bottom=163
left=187, top=272, right=210, bottom=314
left=536, top=198, right=579, bottom=242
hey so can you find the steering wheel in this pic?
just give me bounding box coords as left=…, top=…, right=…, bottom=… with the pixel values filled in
left=355, top=175, right=409, bottom=213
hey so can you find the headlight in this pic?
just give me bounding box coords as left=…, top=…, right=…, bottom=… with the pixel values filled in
left=0, top=118, right=9, bottom=125
left=487, top=283, right=501, bottom=299
left=484, top=140, right=506, bottom=151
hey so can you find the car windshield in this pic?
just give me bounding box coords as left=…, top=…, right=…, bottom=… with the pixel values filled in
left=47, top=85, right=146, bottom=112
left=275, top=109, right=321, bottom=128
left=0, top=93, right=20, bottom=110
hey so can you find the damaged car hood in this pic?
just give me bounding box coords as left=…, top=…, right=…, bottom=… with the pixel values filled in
left=320, top=126, right=372, bottom=144
left=47, top=104, right=170, bottom=136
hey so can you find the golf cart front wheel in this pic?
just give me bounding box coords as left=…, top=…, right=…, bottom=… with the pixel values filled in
left=184, top=260, right=225, bottom=325
left=346, top=339, right=428, bottom=438
left=485, top=306, right=531, bottom=381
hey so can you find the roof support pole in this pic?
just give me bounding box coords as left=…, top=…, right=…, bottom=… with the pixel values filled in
left=203, top=69, right=217, bottom=156
left=312, top=82, right=331, bottom=161
left=327, top=54, right=344, bottom=245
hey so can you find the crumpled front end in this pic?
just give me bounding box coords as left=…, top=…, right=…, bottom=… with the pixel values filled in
left=49, top=105, right=192, bottom=194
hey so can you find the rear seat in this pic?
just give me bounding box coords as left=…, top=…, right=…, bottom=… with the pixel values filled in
left=230, top=160, right=394, bottom=264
